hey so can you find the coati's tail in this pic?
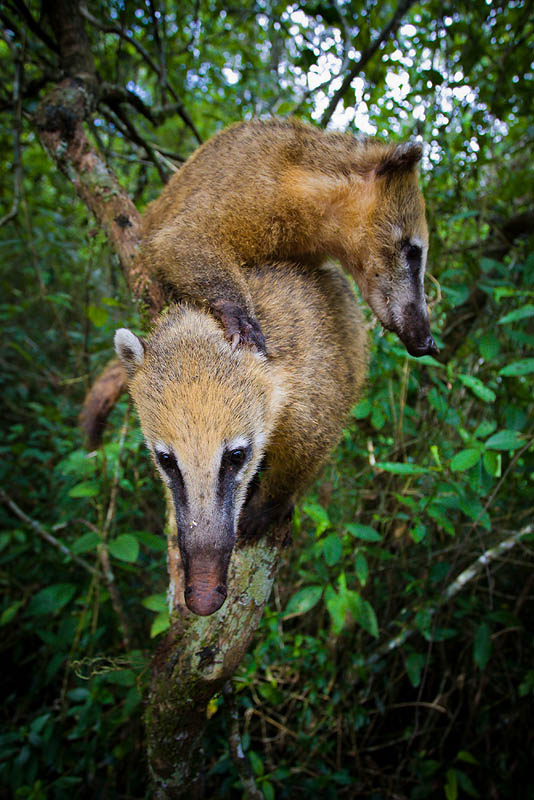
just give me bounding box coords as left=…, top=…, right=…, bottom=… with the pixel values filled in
left=79, top=358, right=128, bottom=448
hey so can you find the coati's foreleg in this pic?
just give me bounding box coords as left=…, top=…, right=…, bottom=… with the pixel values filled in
left=237, top=454, right=302, bottom=541
left=238, top=483, right=294, bottom=541
left=144, top=233, right=267, bottom=353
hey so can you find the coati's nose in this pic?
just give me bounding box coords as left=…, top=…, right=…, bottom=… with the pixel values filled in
left=185, top=583, right=227, bottom=616
left=405, top=335, right=439, bottom=358
left=417, top=334, right=439, bottom=357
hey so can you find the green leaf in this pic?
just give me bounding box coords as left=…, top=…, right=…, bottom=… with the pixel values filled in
left=346, top=523, right=382, bottom=542
left=150, top=609, right=170, bottom=638
left=71, top=531, right=99, bottom=554
left=142, top=593, right=168, bottom=612
left=483, top=450, right=501, bottom=477
left=484, top=430, right=523, bottom=450
left=262, top=781, right=275, bottom=800
left=68, top=481, right=99, bottom=498
left=404, top=652, right=426, bottom=687
left=371, top=404, right=385, bottom=430
left=284, top=585, right=322, bottom=617
left=499, top=358, right=534, bottom=377
left=410, top=521, right=427, bottom=543
left=348, top=594, right=379, bottom=638
left=108, top=534, right=139, bottom=563
left=497, top=304, right=534, bottom=324
left=458, top=374, right=496, bottom=403
left=450, top=448, right=481, bottom=472
left=324, top=584, right=348, bottom=634
left=457, top=750, right=479, bottom=765
left=87, top=304, right=108, bottom=327
left=1, top=600, right=23, bottom=626
left=479, top=332, right=500, bottom=361
left=322, top=533, right=342, bottom=566
left=27, top=583, right=76, bottom=615
left=351, top=398, right=371, bottom=419
left=376, top=461, right=429, bottom=475
left=445, top=768, right=458, bottom=800
left=301, top=502, right=331, bottom=536
left=249, top=751, right=264, bottom=777
left=355, top=551, right=368, bottom=585
left=473, top=623, right=492, bottom=670
left=473, top=420, right=497, bottom=439
left=133, top=530, right=166, bottom=551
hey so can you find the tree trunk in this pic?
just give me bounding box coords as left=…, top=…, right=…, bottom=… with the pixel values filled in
left=147, top=508, right=290, bottom=798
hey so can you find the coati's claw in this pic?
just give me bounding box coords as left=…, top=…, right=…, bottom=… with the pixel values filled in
left=212, top=300, right=267, bottom=354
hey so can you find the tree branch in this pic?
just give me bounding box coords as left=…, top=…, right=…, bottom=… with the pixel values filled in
left=0, top=488, right=101, bottom=577
left=146, top=519, right=291, bottom=799
left=79, top=3, right=202, bottom=143
left=364, top=523, right=532, bottom=669
left=320, top=0, right=417, bottom=128
left=223, top=682, right=264, bottom=800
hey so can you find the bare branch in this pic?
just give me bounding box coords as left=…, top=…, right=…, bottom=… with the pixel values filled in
left=100, top=82, right=158, bottom=125
left=0, top=488, right=101, bottom=577
left=364, top=524, right=532, bottom=670
left=8, top=0, right=56, bottom=51
left=96, top=411, right=133, bottom=650
left=320, top=0, right=417, bottom=128
left=223, top=682, right=265, bottom=800
left=79, top=3, right=202, bottom=143
left=101, top=104, right=170, bottom=184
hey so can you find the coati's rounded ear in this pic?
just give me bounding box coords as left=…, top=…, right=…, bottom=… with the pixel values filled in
left=375, top=142, right=423, bottom=177
left=114, top=328, right=146, bottom=375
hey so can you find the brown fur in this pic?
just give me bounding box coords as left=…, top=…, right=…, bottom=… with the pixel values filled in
left=141, top=118, right=436, bottom=357
left=115, top=260, right=367, bottom=615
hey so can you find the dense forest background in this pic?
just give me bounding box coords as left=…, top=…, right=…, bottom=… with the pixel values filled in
left=1, top=1, right=533, bottom=798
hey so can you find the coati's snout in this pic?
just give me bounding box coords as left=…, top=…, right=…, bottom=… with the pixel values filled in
left=369, top=279, right=438, bottom=358
left=361, top=228, right=437, bottom=358
left=182, top=546, right=232, bottom=616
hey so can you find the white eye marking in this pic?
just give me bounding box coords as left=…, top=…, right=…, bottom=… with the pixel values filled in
left=228, top=436, right=250, bottom=452
left=152, top=441, right=179, bottom=483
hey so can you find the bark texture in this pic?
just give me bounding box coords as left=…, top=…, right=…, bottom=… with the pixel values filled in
left=147, top=514, right=290, bottom=799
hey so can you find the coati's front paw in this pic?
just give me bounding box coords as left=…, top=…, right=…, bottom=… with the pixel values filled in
left=212, top=300, right=267, bottom=355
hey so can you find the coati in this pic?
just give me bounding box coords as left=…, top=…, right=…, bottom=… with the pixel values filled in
left=141, top=117, right=437, bottom=358
left=115, top=261, right=367, bottom=616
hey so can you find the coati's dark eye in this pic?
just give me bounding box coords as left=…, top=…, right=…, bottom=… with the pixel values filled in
left=405, top=243, right=422, bottom=271
left=157, top=451, right=179, bottom=473
left=228, top=448, right=247, bottom=469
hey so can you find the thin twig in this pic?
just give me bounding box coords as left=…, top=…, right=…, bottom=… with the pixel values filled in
left=79, top=4, right=202, bottom=143
left=97, top=409, right=132, bottom=649
left=364, top=523, right=533, bottom=668
left=223, top=682, right=264, bottom=800
left=0, top=488, right=100, bottom=577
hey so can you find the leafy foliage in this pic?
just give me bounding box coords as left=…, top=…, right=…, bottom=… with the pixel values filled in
left=1, top=1, right=533, bottom=798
